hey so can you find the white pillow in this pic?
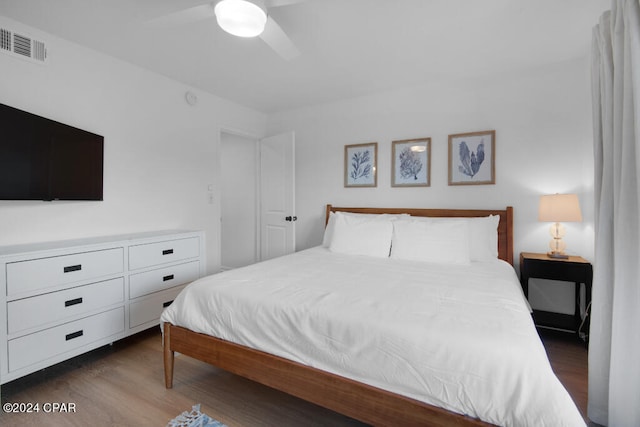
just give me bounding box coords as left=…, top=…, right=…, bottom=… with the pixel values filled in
left=323, top=211, right=408, bottom=247
left=322, top=211, right=339, bottom=247
left=391, top=219, right=470, bottom=264
left=407, top=215, right=499, bottom=261
left=328, top=212, right=394, bottom=257
left=466, top=215, right=500, bottom=261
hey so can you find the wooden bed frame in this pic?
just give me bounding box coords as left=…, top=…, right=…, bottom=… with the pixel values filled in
left=163, top=205, right=514, bottom=426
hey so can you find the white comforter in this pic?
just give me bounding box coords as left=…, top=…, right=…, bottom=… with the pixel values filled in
left=161, top=247, right=585, bottom=427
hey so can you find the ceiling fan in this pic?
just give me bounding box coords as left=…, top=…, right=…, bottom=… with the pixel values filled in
left=148, top=0, right=306, bottom=61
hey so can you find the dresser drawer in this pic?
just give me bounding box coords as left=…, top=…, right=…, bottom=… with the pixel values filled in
left=129, top=237, right=199, bottom=270
left=6, top=248, right=124, bottom=297
left=7, top=278, right=124, bottom=335
left=129, top=285, right=185, bottom=329
left=129, top=261, right=199, bottom=299
left=8, top=307, right=124, bottom=372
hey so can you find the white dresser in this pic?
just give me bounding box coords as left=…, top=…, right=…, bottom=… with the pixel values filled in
left=0, top=230, right=205, bottom=385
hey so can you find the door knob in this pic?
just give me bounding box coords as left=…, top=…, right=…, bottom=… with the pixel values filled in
left=285, top=216, right=298, bottom=222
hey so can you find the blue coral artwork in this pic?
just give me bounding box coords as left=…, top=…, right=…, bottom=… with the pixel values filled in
left=392, top=138, right=431, bottom=187
left=448, top=130, right=495, bottom=185
left=345, top=142, right=377, bottom=187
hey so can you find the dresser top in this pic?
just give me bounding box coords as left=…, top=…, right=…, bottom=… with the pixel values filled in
left=0, top=230, right=201, bottom=257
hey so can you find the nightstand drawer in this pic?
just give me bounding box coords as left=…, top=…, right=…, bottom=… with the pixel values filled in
left=524, top=261, right=590, bottom=283
left=6, top=248, right=124, bottom=297
left=129, top=261, right=199, bottom=299
left=129, top=237, right=199, bottom=270
left=7, top=277, right=124, bottom=335
left=8, top=307, right=124, bottom=372
left=129, top=285, right=185, bottom=328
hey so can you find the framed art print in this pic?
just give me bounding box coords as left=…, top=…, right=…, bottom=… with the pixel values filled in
left=448, top=130, right=495, bottom=185
left=344, top=142, right=377, bottom=187
left=391, top=138, right=431, bottom=187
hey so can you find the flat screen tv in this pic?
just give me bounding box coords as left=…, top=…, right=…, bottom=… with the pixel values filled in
left=0, top=103, right=104, bottom=201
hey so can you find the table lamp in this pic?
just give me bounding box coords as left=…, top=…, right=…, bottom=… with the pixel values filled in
left=538, top=193, right=582, bottom=259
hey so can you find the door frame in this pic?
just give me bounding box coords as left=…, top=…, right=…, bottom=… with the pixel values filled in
left=219, top=127, right=261, bottom=270
left=218, top=128, right=295, bottom=268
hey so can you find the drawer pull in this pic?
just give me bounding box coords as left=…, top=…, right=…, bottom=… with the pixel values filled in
left=163, top=300, right=174, bottom=308
left=65, top=330, right=84, bottom=341
left=63, top=264, right=82, bottom=273
left=65, top=297, right=83, bottom=307
left=162, top=249, right=174, bottom=255
left=163, top=274, right=174, bottom=282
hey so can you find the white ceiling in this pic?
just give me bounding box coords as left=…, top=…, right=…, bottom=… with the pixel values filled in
left=0, top=0, right=610, bottom=113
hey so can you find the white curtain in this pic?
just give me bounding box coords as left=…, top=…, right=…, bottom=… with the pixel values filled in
left=590, top=1, right=640, bottom=426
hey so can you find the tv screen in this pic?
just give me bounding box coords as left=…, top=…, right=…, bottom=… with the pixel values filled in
left=0, top=103, right=104, bottom=201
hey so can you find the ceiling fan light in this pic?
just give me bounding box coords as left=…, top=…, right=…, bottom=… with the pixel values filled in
left=214, top=0, right=267, bottom=38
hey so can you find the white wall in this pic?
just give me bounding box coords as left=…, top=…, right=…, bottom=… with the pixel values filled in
left=0, top=16, right=267, bottom=274
left=220, top=132, right=258, bottom=269
left=267, top=58, right=595, bottom=315
left=0, top=15, right=595, bottom=314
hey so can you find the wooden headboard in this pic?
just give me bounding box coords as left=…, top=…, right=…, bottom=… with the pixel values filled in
left=325, top=204, right=514, bottom=266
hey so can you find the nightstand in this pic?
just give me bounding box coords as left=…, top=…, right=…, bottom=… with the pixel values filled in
left=519, top=252, right=593, bottom=341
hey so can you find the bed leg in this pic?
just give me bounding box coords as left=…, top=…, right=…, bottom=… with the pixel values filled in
left=163, top=323, right=175, bottom=389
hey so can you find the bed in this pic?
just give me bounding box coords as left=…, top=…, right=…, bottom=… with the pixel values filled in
left=161, top=205, right=585, bottom=427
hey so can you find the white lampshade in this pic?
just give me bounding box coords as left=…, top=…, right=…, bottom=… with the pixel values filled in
left=214, top=0, right=267, bottom=38
left=538, top=193, right=582, bottom=258
left=538, top=193, right=582, bottom=222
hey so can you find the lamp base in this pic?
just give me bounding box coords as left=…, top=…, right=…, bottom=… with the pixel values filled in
left=547, top=251, right=569, bottom=259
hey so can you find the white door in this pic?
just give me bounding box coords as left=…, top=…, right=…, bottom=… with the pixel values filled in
left=260, top=131, right=295, bottom=261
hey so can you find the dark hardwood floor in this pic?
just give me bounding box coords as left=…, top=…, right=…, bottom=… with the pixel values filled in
left=0, top=327, right=591, bottom=426
left=536, top=328, right=591, bottom=425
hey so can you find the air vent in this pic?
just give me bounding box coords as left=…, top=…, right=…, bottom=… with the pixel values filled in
left=13, top=33, right=31, bottom=57
left=0, top=28, right=11, bottom=52
left=0, top=27, right=48, bottom=64
left=32, top=39, right=46, bottom=62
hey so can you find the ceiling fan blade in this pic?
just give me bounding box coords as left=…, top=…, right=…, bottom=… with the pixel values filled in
left=145, top=3, right=215, bottom=28
left=264, top=0, right=307, bottom=8
left=259, top=15, right=300, bottom=60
